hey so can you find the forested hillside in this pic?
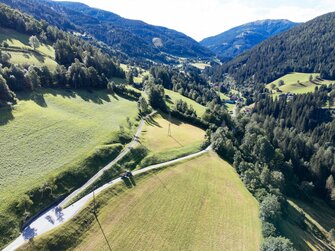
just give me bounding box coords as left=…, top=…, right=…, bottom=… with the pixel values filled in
left=207, top=12, right=335, bottom=88
left=0, top=3, right=126, bottom=106
left=211, top=84, right=335, bottom=250
left=201, top=19, right=297, bottom=61
left=0, top=0, right=213, bottom=63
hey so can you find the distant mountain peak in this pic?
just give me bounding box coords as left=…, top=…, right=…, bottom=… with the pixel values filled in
left=201, top=19, right=299, bottom=61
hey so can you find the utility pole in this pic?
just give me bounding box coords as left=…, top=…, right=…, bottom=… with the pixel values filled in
left=93, top=189, right=96, bottom=215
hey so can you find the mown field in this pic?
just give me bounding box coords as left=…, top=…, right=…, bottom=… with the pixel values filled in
left=141, top=113, right=205, bottom=153
left=191, top=62, right=210, bottom=70
left=0, top=27, right=57, bottom=70
left=138, top=113, right=206, bottom=168
left=267, top=72, right=333, bottom=96
left=165, top=89, right=207, bottom=116
left=20, top=152, right=261, bottom=251
left=0, top=90, right=138, bottom=213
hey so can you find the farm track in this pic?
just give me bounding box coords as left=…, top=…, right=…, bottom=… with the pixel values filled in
left=4, top=112, right=210, bottom=251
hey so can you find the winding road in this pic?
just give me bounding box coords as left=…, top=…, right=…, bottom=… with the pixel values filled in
left=3, top=113, right=211, bottom=251
left=59, top=116, right=146, bottom=208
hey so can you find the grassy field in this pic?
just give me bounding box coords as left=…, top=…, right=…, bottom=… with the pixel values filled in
left=191, top=62, right=210, bottom=70
left=141, top=113, right=205, bottom=153
left=279, top=198, right=335, bottom=251
left=220, top=93, right=230, bottom=100
left=0, top=27, right=57, bottom=70
left=0, top=90, right=138, bottom=213
left=266, top=72, right=334, bottom=96
left=21, top=152, right=261, bottom=251
left=165, top=89, right=207, bottom=116
left=120, top=63, right=150, bottom=84
left=219, top=93, right=235, bottom=113
left=7, top=51, right=57, bottom=70
left=59, top=113, right=206, bottom=206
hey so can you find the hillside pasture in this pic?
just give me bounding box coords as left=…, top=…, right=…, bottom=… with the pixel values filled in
left=267, top=72, right=333, bottom=96
left=0, top=27, right=57, bottom=70
left=141, top=113, right=205, bottom=153
left=165, top=89, right=207, bottom=116
left=20, top=152, right=261, bottom=251
left=0, top=90, right=138, bottom=214
left=7, top=50, right=57, bottom=70
left=191, top=62, right=210, bottom=70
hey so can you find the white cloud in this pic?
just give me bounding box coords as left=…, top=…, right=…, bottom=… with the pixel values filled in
left=57, top=0, right=335, bottom=40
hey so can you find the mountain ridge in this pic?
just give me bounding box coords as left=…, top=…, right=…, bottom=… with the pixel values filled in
left=200, top=19, right=298, bottom=61
left=0, top=0, right=214, bottom=63
left=206, top=12, right=335, bottom=87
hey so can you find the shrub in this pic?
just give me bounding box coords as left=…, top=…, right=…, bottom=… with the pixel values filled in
left=262, top=222, right=277, bottom=238
left=260, top=194, right=281, bottom=223
left=261, top=237, right=296, bottom=251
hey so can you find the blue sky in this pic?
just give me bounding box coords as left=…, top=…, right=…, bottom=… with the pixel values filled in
left=58, top=0, right=335, bottom=40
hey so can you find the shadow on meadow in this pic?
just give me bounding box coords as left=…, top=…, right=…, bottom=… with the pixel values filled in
left=0, top=106, right=14, bottom=126
left=0, top=88, right=137, bottom=126
left=16, top=88, right=134, bottom=107
left=161, top=112, right=182, bottom=126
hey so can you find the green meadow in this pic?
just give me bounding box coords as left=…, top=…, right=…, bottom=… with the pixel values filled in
left=0, top=90, right=138, bottom=213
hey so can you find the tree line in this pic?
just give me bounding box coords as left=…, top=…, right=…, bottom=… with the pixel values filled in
left=208, top=85, right=335, bottom=250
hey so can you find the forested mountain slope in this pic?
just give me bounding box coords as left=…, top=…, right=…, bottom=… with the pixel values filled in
left=0, top=0, right=213, bottom=63
left=207, top=12, right=335, bottom=87
left=201, top=19, right=297, bottom=61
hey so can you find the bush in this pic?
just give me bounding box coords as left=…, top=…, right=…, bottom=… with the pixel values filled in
left=0, top=213, right=19, bottom=249
left=106, top=130, right=133, bottom=145
left=260, top=194, right=281, bottom=223
left=262, top=222, right=277, bottom=238
left=261, top=237, right=296, bottom=251
left=118, top=145, right=149, bottom=170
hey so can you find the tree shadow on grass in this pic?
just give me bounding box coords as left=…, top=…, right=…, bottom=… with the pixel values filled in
left=160, top=112, right=182, bottom=126
left=0, top=106, right=14, bottom=126
left=17, top=91, right=47, bottom=107
left=76, top=89, right=112, bottom=104
left=1, top=88, right=136, bottom=125
left=165, top=95, right=174, bottom=104
left=145, top=115, right=162, bottom=128
left=33, top=52, right=46, bottom=64
left=25, top=88, right=123, bottom=106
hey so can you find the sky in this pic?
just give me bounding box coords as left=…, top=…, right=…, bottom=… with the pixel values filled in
left=58, top=0, right=335, bottom=41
